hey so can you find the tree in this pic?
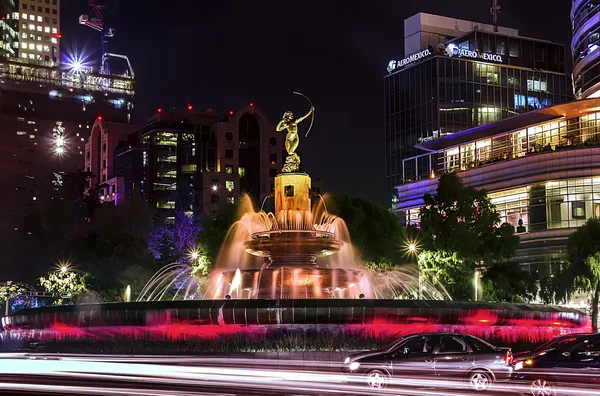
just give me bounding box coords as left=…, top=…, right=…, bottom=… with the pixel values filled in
left=198, top=203, right=240, bottom=263
left=327, top=196, right=405, bottom=265
left=565, top=219, right=600, bottom=332
left=481, top=262, right=538, bottom=303
left=149, top=210, right=199, bottom=265
left=39, top=268, right=88, bottom=305
left=418, top=173, right=521, bottom=300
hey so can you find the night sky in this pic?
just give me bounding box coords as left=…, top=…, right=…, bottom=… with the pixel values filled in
left=61, top=0, right=573, bottom=205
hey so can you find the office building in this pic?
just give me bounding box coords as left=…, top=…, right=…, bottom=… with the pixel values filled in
left=17, top=0, right=61, bottom=64
left=111, top=104, right=282, bottom=222
left=572, top=0, right=600, bottom=98
left=385, top=12, right=573, bottom=194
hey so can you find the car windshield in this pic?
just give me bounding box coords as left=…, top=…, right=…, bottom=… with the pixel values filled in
left=534, top=336, right=581, bottom=353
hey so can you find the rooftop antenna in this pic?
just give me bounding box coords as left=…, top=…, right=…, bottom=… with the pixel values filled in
left=490, top=0, right=501, bottom=32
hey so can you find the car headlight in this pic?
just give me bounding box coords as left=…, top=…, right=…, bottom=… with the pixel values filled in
left=514, top=362, right=523, bottom=371
left=349, top=362, right=361, bottom=371
left=344, top=357, right=351, bottom=365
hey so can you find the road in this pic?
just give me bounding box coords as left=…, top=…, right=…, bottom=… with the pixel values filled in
left=0, top=353, right=587, bottom=396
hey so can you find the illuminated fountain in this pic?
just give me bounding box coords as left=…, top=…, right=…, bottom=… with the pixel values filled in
left=1, top=97, right=591, bottom=344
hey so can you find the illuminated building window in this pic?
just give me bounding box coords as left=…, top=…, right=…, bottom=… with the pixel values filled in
left=153, top=183, right=176, bottom=191
left=36, top=44, right=42, bottom=51
left=226, top=181, right=234, bottom=191
left=227, top=196, right=235, bottom=204
left=29, top=135, right=34, bottom=139
left=44, top=26, right=49, bottom=33
left=50, top=37, right=57, bottom=44
left=22, top=23, right=26, bottom=29
left=238, top=167, right=246, bottom=177
left=21, top=52, right=27, bottom=58
left=21, top=32, right=27, bottom=39
left=28, top=54, right=34, bottom=59
left=164, top=217, right=175, bottom=224
left=156, top=169, right=177, bottom=179
left=51, top=27, right=57, bottom=34
left=225, top=166, right=233, bottom=174
left=36, top=26, right=42, bottom=31
left=17, top=131, right=26, bottom=135
left=29, top=15, right=34, bottom=20
left=28, top=43, right=34, bottom=50
left=43, top=45, right=49, bottom=51
left=37, top=16, right=42, bottom=22
left=156, top=201, right=176, bottom=210
left=21, top=42, right=27, bottom=49
left=22, top=13, right=27, bottom=19
left=28, top=24, right=34, bottom=30
left=154, top=132, right=178, bottom=146
left=181, top=164, right=197, bottom=174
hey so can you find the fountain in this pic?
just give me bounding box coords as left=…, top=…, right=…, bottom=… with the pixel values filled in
left=1, top=97, right=591, bottom=344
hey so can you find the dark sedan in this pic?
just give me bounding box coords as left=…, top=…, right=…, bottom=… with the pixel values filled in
left=513, top=333, right=592, bottom=365
left=342, top=332, right=513, bottom=392
left=512, top=333, right=600, bottom=396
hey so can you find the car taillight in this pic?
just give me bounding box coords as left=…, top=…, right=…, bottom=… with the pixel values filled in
left=504, top=350, right=513, bottom=365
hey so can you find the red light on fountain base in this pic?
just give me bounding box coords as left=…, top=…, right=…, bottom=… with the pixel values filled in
left=187, top=104, right=193, bottom=111
left=97, top=116, right=102, bottom=121
left=249, top=102, right=254, bottom=107
left=229, top=110, right=234, bottom=115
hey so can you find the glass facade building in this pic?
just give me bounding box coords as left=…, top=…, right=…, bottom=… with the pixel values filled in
left=394, top=98, right=600, bottom=282
left=572, top=0, right=600, bottom=98
left=385, top=30, right=572, bottom=194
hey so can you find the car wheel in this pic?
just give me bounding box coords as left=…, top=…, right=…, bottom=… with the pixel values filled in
left=365, top=369, right=388, bottom=389
left=468, top=370, right=492, bottom=392
left=530, top=378, right=556, bottom=396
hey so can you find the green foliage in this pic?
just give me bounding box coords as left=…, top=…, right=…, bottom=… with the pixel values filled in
left=564, top=219, right=600, bottom=331
left=39, top=270, right=88, bottom=305
left=198, top=203, right=240, bottom=263
left=0, top=281, right=33, bottom=300
left=418, top=250, right=474, bottom=300
left=481, top=262, right=538, bottom=303
left=327, top=196, right=405, bottom=265
left=417, top=173, right=520, bottom=301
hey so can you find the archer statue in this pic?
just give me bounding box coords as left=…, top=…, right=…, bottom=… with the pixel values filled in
left=276, top=92, right=314, bottom=173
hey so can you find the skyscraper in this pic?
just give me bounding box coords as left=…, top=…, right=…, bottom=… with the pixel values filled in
left=384, top=13, right=573, bottom=196
left=16, top=0, right=61, bottom=64
left=571, top=0, right=600, bottom=99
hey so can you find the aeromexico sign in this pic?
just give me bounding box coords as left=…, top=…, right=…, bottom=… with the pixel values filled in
left=444, top=43, right=503, bottom=62
left=387, top=43, right=503, bottom=73
left=387, top=49, right=431, bottom=73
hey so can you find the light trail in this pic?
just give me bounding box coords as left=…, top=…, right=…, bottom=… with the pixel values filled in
left=0, top=354, right=597, bottom=395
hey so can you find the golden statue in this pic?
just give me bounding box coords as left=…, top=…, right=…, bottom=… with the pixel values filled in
left=276, top=93, right=314, bottom=173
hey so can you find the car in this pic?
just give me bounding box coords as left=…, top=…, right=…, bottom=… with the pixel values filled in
left=341, top=332, right=513, bottom=392
left=512, top=333, right=600, bottom=396
left=513, top=333, right=592, bottom=365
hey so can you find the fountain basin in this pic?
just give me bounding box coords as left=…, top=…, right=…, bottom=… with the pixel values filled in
left=215, top=267, right=365, bottom=299
left=244, top=230, right=343, bottom=266
left=2, top=300, right=590, bottom=343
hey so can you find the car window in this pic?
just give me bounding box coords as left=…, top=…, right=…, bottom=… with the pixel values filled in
left=397, top=335, right=436, bottom=355
left=466, top=336, right=495, bottom=352
left=570, top=339, right=600, bottom=363
left=536, top=336, right=580, bottom=353
left=439, top=336, right=467, bottom=353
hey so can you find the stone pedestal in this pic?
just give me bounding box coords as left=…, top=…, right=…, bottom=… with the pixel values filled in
left=274, top=172, right=311, bottom=216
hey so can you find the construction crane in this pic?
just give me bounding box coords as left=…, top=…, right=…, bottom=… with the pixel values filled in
left=79, top=0, right=133, bottom=77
